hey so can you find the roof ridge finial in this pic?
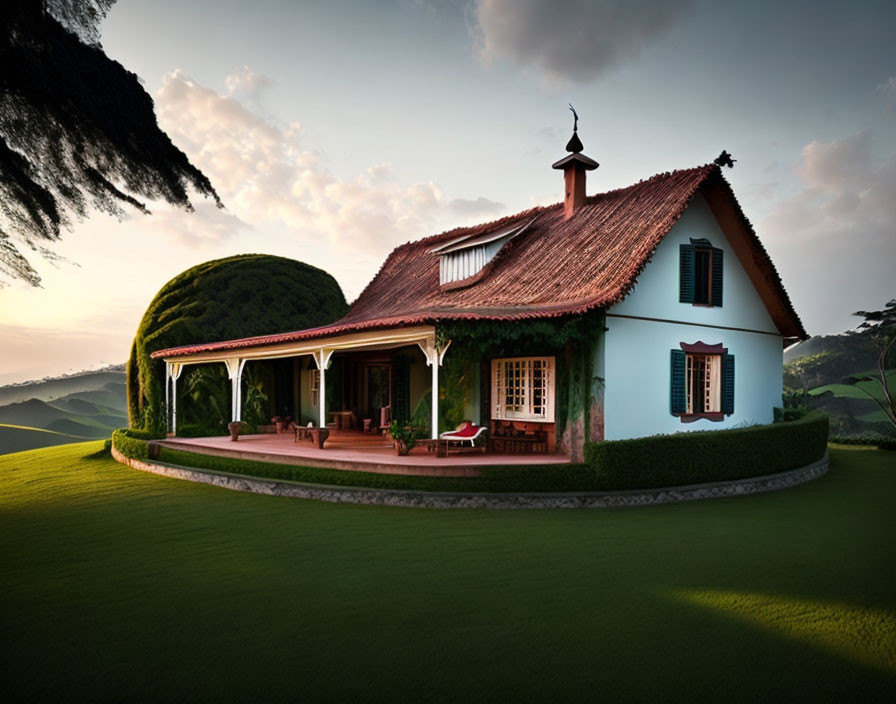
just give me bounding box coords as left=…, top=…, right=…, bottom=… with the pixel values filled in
left=566, top=103, right=583, bottom=153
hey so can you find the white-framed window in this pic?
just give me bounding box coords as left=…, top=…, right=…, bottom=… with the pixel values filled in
left=686, top=353, right=721, bottom=414
left=310, top=369, right=320, bottom=406
left=491, top=357, right=555, bottom=422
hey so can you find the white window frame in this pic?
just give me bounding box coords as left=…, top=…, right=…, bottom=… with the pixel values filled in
left=310, top=369, right=320, bottom=406
left=491, top=356, right=555, bottom=422
left=685, top=353, right=721, bottom=414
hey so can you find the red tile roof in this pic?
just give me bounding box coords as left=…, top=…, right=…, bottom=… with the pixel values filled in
left=152, top=163, right=806, bottom=359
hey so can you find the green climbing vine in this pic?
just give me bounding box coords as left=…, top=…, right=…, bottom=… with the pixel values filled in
left=437, top=311, right=605, bottom=442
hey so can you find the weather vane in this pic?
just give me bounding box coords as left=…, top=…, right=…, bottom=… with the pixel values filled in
left=569, top=103, right=579, bottom=133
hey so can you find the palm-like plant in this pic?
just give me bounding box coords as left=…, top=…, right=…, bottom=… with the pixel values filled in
left=183, top=365, right=229, bottom=430
left=242, top=365, right=270, bottom=430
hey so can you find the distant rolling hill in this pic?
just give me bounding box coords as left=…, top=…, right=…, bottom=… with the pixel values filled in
left=0, top=424, right=92, bottom=454
left=0, top=368, right=128, bottom=454
left=0, top=367, right=125, bottom=407
left=49, top=396, right=125, bottom=417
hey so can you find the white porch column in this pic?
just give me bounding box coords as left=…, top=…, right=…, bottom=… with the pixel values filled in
left=169, top=363, right=183, bottom=435
left=164, top=363, right=170, bottom=432
left=431, top=355, right=439, bottom=440
left=225, top=358, right=246, bottom=422
left=312, top=349, right=334, bottom=428
left=418, top=337, right=451, bottom=440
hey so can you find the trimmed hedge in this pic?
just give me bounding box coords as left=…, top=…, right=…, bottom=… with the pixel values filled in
left=584, top=410, right=829, bottom=490
left=830, top=434, right=896, bottom=450
left=153, top=413, right=829, bottom=494
left=156, top=446, right=595, bottom=493
left=112, top=428, right=159, bottom=460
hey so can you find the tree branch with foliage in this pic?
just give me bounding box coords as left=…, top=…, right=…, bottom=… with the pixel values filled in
left=849, top=298, right=896, bottom=429
left=0, top=0, right=220, bottom=286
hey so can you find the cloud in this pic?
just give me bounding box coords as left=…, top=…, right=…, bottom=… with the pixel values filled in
left=142, top=200, right=250, bottom=249
left=763, top=132, right=896, bottom=236
left=225, top=65, right=274, bottom=101
left=154, top=69, right=506, bottom=255
left=471, top=0, right=694, bottom=84
left=760, top=131, right=896, bottom=334
left=876, top=76, right=896, bottom=109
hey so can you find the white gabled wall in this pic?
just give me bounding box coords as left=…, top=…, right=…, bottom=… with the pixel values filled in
left=610, top=195, right=779, bottom=331
left=603, top=317, right=782, bottom=440
left=603, top=194, right=783, bottom=441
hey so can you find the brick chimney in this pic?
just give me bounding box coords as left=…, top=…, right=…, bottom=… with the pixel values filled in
left=552, top=128, right=598, bottom=219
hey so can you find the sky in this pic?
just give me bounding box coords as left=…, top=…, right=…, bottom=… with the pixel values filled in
left=1, top=0, right=894, bottom=384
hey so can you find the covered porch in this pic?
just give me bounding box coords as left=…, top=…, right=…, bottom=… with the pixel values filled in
left=161, top=325, right=452, bottom=441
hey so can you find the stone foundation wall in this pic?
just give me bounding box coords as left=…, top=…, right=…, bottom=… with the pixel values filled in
left=112, top=446, right=829, bottom=510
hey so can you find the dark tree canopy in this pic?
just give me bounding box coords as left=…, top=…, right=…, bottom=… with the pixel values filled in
left=0, top=0, right=220, bottom=286
left=127, top=254, right=349, bottom=433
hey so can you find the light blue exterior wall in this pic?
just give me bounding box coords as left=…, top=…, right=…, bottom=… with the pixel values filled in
left=603, top=195, right=784, bottom=441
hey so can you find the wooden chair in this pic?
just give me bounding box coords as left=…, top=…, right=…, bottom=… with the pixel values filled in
left=378, top=405, right=392, bottom=435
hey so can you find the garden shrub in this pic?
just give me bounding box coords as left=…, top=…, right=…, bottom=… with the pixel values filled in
left=584, top=410, right=829, bottom=490
left=127, top=254, right=348, bottom=434
left=111, top=427, right=159, bottom=460
left=774, top=406, right=810, bottom=422
left=829, top=434, right=896, bottom=450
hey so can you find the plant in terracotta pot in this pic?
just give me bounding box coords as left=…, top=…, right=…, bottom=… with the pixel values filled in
left=227, top=421, right=244, bottom=441
left=388, top=419, right=417, bottom=456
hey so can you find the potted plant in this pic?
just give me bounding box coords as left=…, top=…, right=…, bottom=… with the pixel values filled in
left=388, top=419, right=417, bottom=456
left=227, top=421, right=243, bottom=441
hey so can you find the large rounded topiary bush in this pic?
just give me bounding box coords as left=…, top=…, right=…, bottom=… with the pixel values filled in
left=127, top=254, right=348, bottom=434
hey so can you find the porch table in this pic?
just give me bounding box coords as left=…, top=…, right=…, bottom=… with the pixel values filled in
left=329, top=410, right=354, bottom=429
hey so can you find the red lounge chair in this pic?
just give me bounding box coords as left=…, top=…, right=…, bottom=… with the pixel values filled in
left=439, top=421, right=487, bottom=450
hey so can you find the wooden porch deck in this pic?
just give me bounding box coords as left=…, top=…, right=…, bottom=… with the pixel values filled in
left=158, top=429, right=571, bottom=477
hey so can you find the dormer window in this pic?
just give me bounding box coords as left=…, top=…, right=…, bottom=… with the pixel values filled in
left=680, top=238, right=723, bottom=306
left=430, top=219, right=534, bottom=287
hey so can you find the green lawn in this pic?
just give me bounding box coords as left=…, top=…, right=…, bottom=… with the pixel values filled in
left=1, top=442, right=894, bottom=702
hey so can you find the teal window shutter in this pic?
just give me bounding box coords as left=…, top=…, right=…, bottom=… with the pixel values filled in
left=679, top=245, right=694, bottom=303
left=722, top=353, right=735, bottom=414
left=670, top=349, right=687, bottom=414
left=711, top=248, right=723, bottom=307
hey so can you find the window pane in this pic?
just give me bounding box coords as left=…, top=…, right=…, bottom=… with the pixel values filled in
left=694, top=249, right=710, bottom=304
left=492, top=357, right=555, bottom=421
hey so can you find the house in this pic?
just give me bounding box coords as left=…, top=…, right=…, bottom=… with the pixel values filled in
left=151, top=130, right=806, bottom=460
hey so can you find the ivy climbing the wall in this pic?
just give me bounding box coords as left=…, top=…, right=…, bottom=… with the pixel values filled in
left=437, top=311, right=605, bottom=453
